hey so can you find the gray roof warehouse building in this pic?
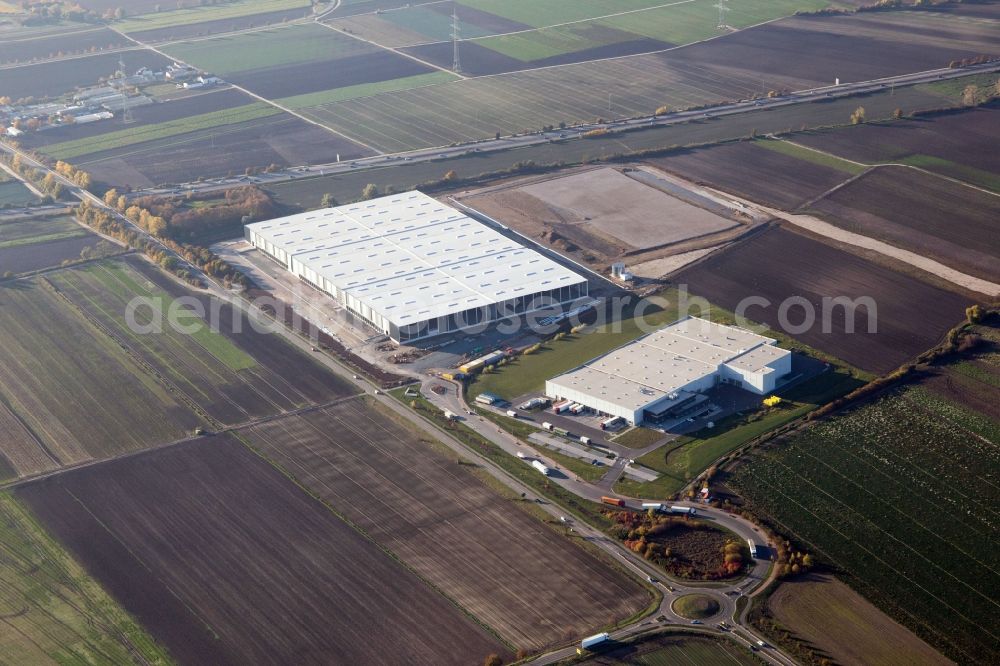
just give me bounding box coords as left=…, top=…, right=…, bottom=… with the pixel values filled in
left=545, top=317, right=792, bottom=426
left=245, top=191, right=588, bottom=343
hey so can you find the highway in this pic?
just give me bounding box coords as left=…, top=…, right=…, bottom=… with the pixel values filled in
left=122, top=60, right=1000, bottom=201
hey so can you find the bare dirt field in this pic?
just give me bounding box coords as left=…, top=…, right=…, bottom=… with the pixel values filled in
left=0, top=26, right=130, bottom=65
left=240, top=398, right=649, bottom=652
left=793, top=104, right=1000, bottom=191
left=17, top=436, right=506, bottom=666
left=0, top=234, right=105, bottom=275
left=47, top=257, right=357, bottom=426
left=674, top=226, right=971, bottom=374
left=810, top=166, right=1000, bottom=283
left=924, top=365, right=1000, bottom=422
left=768, top=573, right=952, bottom=666
left=649, top=141, right=854, bottom=210
left=461, top=166, right=740, bottom=269
left=1, top=49, right=172, bottom=100
left=227, top=50, right=434, bottom=100
left=658, top=10, right=1000, bottom=98
left=0, top=277, right=203, bottom=477
left=80, top=112, right=373, bottom=189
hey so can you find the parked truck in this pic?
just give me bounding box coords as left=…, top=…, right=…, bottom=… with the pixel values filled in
left=641, top=502, right=664, bottom=512
left=670, top=505, right=697, bottom=515
left=601, top=496, right=626, bottom=507
left=531, top=460, right=551, bottom=476
left=601, top=416, right=624, bottom=430
left=580, top=632, right=611, bottom=651
left=552, top=399, right=571, bottom=414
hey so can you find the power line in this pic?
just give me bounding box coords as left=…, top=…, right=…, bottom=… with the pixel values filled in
left=451, top=9, right=461, bottom=74
left=715, top=0, right=730, bottom=30
left=117, top=55, right=134, bottom=124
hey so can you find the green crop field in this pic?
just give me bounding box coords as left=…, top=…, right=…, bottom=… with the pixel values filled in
left=757, top=138, right=867, bottom=175
left=458, top=0, right=670, bottom=28
left=0, top=214, right=87, bottom=247
left=474, top=0, right=827, bottom=59
left=475, top=23, right=633, bottom=61
left=117, top=0, right=310, bottom=33
left=164, top=23, right=373, bottom=75
left=729, top=377, right=1000, bottom=663
left=40, top=103, right=280, bottom=160
left=0, top=492, right=173, bottom=665
left=598, top=0, right=827, bottom=45
left=0, top=177, right=39, bottom=207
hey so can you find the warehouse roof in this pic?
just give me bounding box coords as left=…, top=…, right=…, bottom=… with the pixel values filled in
left=246, top=191, right=585, bottom=327
left=547, top=317, right=788, bottom=412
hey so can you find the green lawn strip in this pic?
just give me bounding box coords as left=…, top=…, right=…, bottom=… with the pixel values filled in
left=163, top=23, right=371, bottom=74
left=759, top=138, right=867, bottom=174
left=0, top=229, right=89, bottom=248
left=0, top=492, right=175, bottom=665
left=614, top=368, right=861, bottom=500
left=470, top=289, right=683, bottom=400
left=615, top=404, right=811, bottom=499
left=916, top=72, right=1000, bottom=102
left=117, top=0, right=310, bottom=33
left=391, top=387, right=615, bottom=528
left=611, top=426, right=665, bottom=449
left=40, top=103, right=280, bottom=160
left=279, top=71, right=459, bottom=110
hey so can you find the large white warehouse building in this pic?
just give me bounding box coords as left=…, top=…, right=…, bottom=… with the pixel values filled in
left=545, top=317, right=791, bottom=425
left=245, top=191, right=588, bottom=343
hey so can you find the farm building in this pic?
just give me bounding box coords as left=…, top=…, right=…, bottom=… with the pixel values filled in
left=245, top=191, right=588, bottom=343
left=545, top=317, right=791, bottom=425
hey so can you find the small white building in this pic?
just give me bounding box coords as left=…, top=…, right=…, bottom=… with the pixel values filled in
left=545, top=317, right=791, bottom=425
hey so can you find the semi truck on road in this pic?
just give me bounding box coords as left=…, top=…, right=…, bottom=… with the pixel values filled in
left=670, top=505, right=697, bottom=515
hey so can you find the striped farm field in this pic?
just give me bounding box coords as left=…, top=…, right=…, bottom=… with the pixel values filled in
left=116, top=0, right=310, bottom=34
left=46, top=257, right=356, bottom=426
left=0, top=275, right=203, bottom=478
left=301, top=5, right=995, bottom=153
left=729, top=362, right=1000, bottom=663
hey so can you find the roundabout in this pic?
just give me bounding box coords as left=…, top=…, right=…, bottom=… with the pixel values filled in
left=671, top=594, right=722, bottom=620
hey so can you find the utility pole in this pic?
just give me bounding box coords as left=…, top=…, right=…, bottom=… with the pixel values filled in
left=451, top=9, right=461, bottom=74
